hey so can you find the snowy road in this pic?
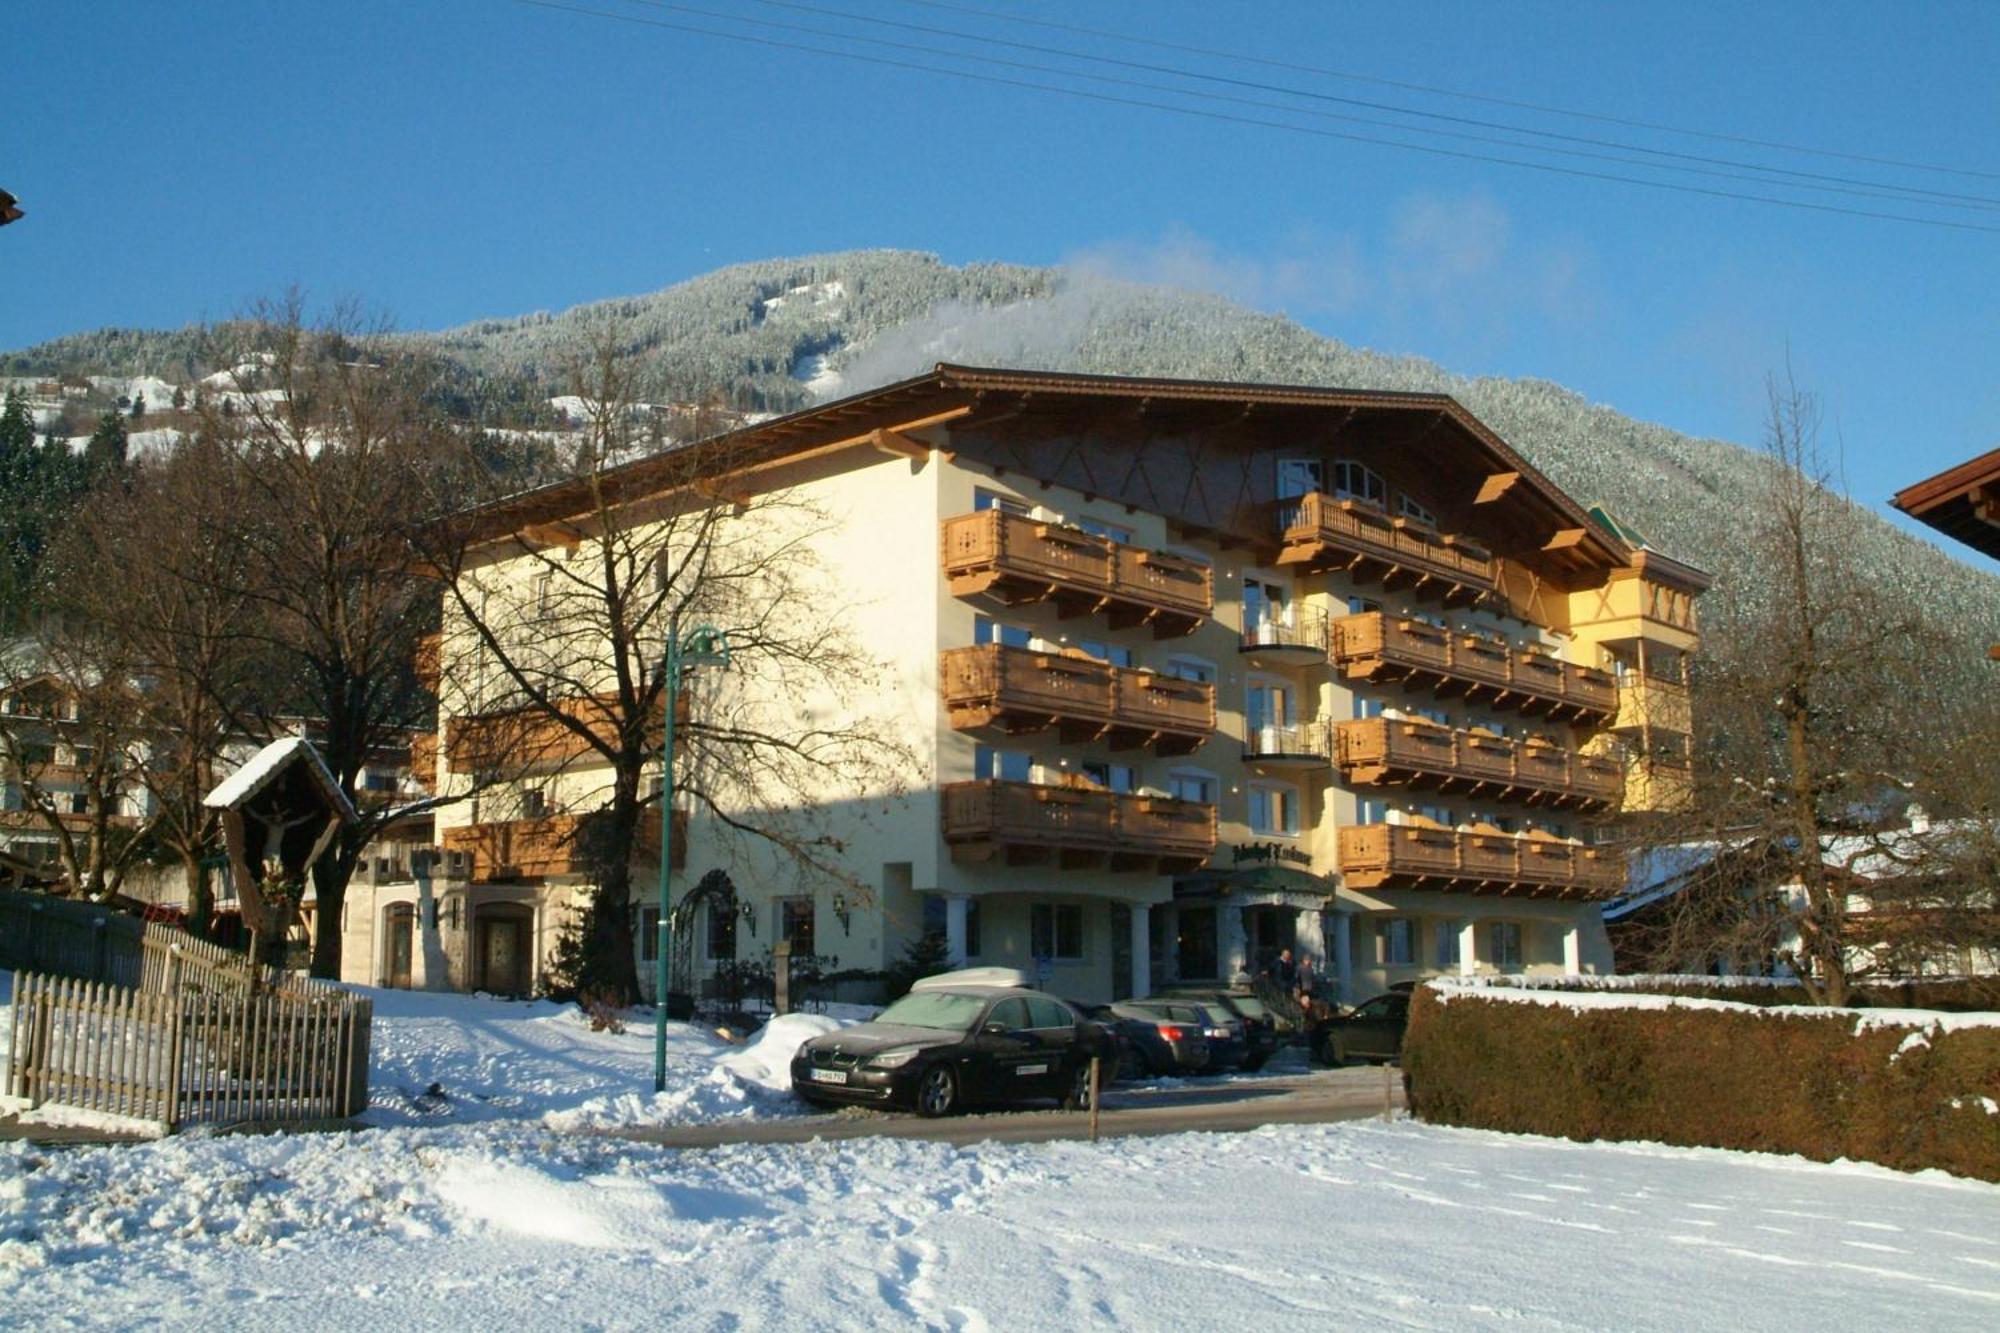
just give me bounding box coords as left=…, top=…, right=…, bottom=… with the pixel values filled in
left=5, top=1117, right=1998, bottom=1330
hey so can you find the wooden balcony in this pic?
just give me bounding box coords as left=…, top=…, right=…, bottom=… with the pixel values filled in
left=1274, top=492, right=1494, bottom=605
left=1331, top=613, right=1618, bottom=725
left=939, top=645, right=1213, bottom=757
left=1615, top=674, right=1693, bottom=736
left=415, top=632, right=441, bottom=694
left=941, top=511, right=1211, bottom=637
left=1338, top=823, right=1626, bottom=899
left=410, top=732, right=438, bottom=794
left=942, top=779, right=1215, bottom=873
left=446, top=691, right=687, bottom=774
left=1334, top=718, right=1623, bottom=811
left=441, top=810, right=685, bottom=882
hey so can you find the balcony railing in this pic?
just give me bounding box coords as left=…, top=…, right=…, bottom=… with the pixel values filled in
left=941, top=510, right=1211, bottom=637
left=1615, top=674, right=1693, bottom=736
left=1334, top=718, right=1623, bottom=810
left=1338, top=823, right=1626, bottom=899
left=1274, top=492, right=1494, bottom=605
left=445, top=691, right=688, bottom=774
left=1331, top=612, right=1618, bottom=724
left=1239, top=611, right=1328, bottom=664
left=441, top=810, right=686, bottom=882
left=1244, top=720, right=1331, bottom=768
left=939, top=645, right=1214, bottom=756
left=942, top=779, right=1216, bottom=872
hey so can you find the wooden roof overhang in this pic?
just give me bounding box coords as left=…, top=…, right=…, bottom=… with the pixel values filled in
left=448, top=364, right=1633, bottom=583
left=1892, top=447, right=2000, bottom=562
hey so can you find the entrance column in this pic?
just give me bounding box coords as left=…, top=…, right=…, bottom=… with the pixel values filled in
left=1458, top=919, right=1479, bottom=978
left=944, top=894, right=970, bottom=967
left=1129, top=903, right=1152, bottom=998
left=1219, top=901, right=1248, bottom=982
left=1331, top=912, right=1354, bottom=1005
left=1562, top=922, right=1583, bottom=974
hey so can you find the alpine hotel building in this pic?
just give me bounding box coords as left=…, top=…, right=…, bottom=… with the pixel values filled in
left=373, top=366, right=1707, bottom=1004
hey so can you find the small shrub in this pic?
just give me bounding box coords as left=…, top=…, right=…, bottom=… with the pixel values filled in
left=580, top=989, right=626, bottom=1034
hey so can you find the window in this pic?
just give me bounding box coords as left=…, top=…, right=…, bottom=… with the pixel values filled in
left=974, top=488, right=1029, bottom=515
left=1379, top=918, right=1414, bottom=966
left=1248, top=784, right=1300, bottom=836
left=640, top=907, right=661, bottom=963
left=781, top=899, right=816, bottom=955
left=1030, top=903, right=1084, bottom=960
left=1397, top=495, right=1436, bottom=526
left=1435, top=921, right=1461, bottom=968
left=0, top=783, right=20, bottom=812
left=987, top=997, right=1031, bottom=1030
left=706, top=903, right=736, bottom=960
left=974, top=745, right=1032, bottom=783
left=68, top=792, right=88, bottom=816
left=1027, top=996, right=1074, bottom=1029
left=1163, top=655, right=1215, bottom=684
left=1347, top=595, right=1382, bottom=617
left=1246, top=681, right=1294, bottom=733
left=1076, top=640, right=1136, bottom=668
left=532, top=571, right=555, bottom=617
left=1168, top=768, right=1218, bottom=805
left=974, top=616, right=1032, bottom=649
left=1276, top=458, right=1323, bottom=499
left=1490, top=921, right=1523, bottom=968
left=1081, top=761, right=1137, bottom=794
left=520, top=788, right=547, bottom=818
left=1358, top=797, right=1387, bottom=825
left=1075, top=517, right=1132, bottom=544
left=1243, top=579, right=1289, bottom=634
left=1332, top=460, right=1386, bottom=507
left=1411, top=705, right=1450, bottom=727
left=1352, top=694, right=1385, bottom=720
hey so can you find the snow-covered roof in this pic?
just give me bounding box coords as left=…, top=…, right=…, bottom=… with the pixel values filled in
left=202, top=736, right=359, bottom=823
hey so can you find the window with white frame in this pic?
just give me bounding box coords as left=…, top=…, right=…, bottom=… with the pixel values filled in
left=1168, top=768, right=1218, bottom=805
left=1379, top=918, right=1414, bottom=966
left=1489, top=920, right=1523, bottom=968
left=1030, top=903, right=1085, bottom=960
left=1248, top=784, right=1300, bottom=836
left=1333, top=460, right=1386, bottom=507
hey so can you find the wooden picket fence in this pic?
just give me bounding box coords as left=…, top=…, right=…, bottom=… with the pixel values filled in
left=5, top=972, right=372, bottom=1130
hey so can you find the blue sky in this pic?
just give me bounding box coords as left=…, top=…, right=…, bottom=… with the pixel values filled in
left=5, top=2, right=1996, bottom=556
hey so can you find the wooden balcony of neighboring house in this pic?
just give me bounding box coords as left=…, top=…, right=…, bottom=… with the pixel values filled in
left=1337, top=822, right=1626, bottom=899
left=441, top=809, right=686, bottom=882
left=1273, top=492, right=1495, bottom=605
left=941, top=779, right=1216, bottom=873
left=1243, top=720, right=1331, bottom=772
left=409, top=732, right=438, bottom=794
left=939, top=510, right=1212, bottom=637
left=414, top=632, right=441, bottom=694
left=445, top=691, right=688, bottom=775
left=939, top=645, right=1214, bottom=757
left=1330, top=612, right=1618, bottom=726
left=0, top=808, right=140, bottom=834
left=1614, top=673, right=1693, bottom=736
left=1334, top=718, right=1624, bottom=812
left=1238, top=610, right=1328, bottom=668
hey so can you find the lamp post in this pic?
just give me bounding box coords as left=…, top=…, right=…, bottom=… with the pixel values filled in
left=654, top=623, right=730, bottom=1093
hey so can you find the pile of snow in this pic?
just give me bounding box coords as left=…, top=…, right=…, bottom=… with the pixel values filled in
left=362, top=986, right=852, bottom=1132
left=4, top=1118, right=1998, bottom=1325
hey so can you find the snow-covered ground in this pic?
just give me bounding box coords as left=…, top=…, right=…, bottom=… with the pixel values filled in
left=4, top=1114, right=1997, bottom=1328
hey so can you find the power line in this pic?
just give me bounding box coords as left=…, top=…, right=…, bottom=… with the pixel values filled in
left=901, top=0, right=2000, bottom=185
left=706, top=0, right=2000, bottom=214
left=513, top=0, right=2000, bottom=235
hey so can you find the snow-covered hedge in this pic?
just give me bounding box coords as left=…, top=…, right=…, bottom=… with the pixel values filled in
left=1404, top=977, right=2000, bottom=1182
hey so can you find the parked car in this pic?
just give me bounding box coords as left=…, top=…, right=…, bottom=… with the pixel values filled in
left=1092, top=1001, right=1213, bottom=1077
left=1150, top=988, right=1282, bottom=1071
left=1122, top=998, right=1246, bottom=1071
left=1308, top=991, right=1411, bottom=1067
left=790, top=968, right=1114, bottom=1117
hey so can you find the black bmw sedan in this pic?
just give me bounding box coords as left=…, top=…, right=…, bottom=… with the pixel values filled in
left=791, top=970, right=1111, bottom=1117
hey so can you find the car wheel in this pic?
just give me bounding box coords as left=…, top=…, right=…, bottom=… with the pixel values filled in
left=1063, top=1062, right=1095, bottom=1111
left=1317, top=1033, right=1347, bottom=1067
left=915, top=1064, right=958, bottom=1118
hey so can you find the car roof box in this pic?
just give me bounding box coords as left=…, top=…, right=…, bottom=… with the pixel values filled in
left=911, top=966, right=1028, bottom=992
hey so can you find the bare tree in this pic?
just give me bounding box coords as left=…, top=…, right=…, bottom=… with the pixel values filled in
left=417, top=325, right=912, bottom=1003
left=1626, top=370, right=2000, bottom=1001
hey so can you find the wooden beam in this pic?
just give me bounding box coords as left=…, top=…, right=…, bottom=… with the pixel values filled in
left=825, top=405, right=974, bottom=452
left=519, top=521, right=582, bottom=551
left=1972, top=483, right=2000, bottom=529
left=868, top=427, right=930, bottom=461
left=1475, top=471, right=1522, bottom=504
left=1542, top=527, right=1588, bottom=551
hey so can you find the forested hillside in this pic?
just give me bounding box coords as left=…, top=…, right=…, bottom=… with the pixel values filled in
left=6, top=249, right=1995, bottom=670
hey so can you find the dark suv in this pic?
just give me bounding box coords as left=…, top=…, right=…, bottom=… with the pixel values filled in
left=1308, top=991, right=1410, bottom=1067
left=1150, top=988, right=1282, bottom=1071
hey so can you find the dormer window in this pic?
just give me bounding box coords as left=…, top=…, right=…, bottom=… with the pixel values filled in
left=1333, top=460, right=1386, bottom=508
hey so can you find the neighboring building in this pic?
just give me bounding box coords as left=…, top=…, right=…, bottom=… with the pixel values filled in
left=372, top=366, right=1708, bottom=1003
left=1892, top=447, right=2000, bottom=658
left=0, top=668, right=152, bottom=885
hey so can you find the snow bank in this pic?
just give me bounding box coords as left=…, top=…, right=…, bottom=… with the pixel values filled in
left=4, top=1119, right=1998, bottom=1327
left=1429, top=976, right=2000, bottom=1036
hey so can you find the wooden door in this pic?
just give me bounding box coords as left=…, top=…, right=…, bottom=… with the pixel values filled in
left=386, top=904, right=415, bottom=989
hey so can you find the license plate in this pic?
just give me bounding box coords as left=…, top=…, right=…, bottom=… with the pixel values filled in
left=810, top=1068, right=848, bottom=1085
left=1017, top=1063, right=1049, bottom=1076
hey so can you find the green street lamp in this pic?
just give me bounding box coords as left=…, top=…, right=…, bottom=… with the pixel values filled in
left=655, top=623, right=731, bottom=1093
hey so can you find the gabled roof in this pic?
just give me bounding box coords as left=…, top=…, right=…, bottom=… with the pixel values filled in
left=204, top=736, right=359, bottom=824
left=458, top=364, right=1634, bottom=571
